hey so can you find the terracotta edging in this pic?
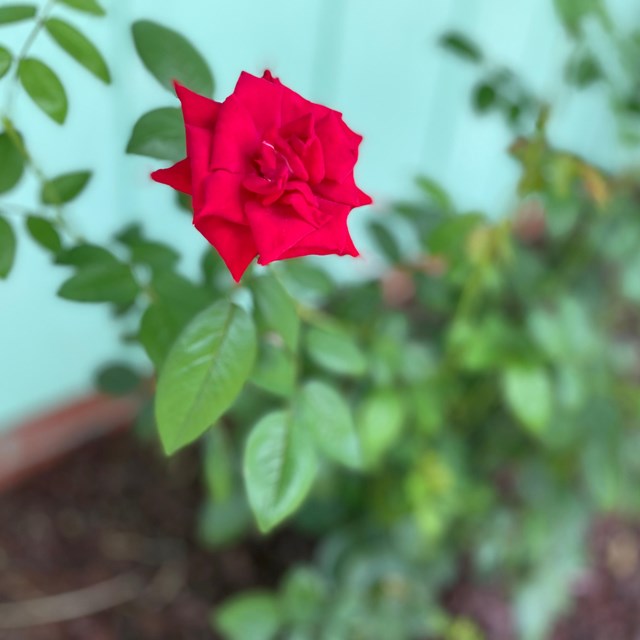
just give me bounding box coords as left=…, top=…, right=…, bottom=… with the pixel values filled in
left=0, top=393, right=144, bottom=493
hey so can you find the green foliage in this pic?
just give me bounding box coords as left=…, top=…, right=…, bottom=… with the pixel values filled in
left=0, top=216, right=17, bottom=279
left=155, top=301, right=257, bottom=454
left=131, top=20, right=214, bottom=96
left=18, top=58, right=68, bottom=124
left=126, top=107, right=185, bottom=161
left=0, top=47, right=12, bottom=79
left=26, top=215, right=62, bottom=253
left=214, top=591, right=281, bottom=640
left=244, top=410, right=317, bottom=532
left=58, top=0, right=105, bottom=16
left=41, top=170, right=91, bottom=204
left=95, top=363, right=141, bottom=396
left=44, top=18, right=110, bottom=83
left=0, top=4, right=36, bottom=25
left=0, top=131, right=24, bottom=194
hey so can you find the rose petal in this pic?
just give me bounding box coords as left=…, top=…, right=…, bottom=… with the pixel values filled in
left=245, top=201, right=317, bottom=265
left=315, top=111, right=362, bottom=181
left=194, top=215, right=257, bottom=282
left=199, top=170, right=247, bottom=224
left=315, top=177, right=372, bottom=208
left=151, top=158, right=192, bottom=194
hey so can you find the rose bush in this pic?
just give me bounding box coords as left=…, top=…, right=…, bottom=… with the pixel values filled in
left=152, top=71, right=371, bottom=281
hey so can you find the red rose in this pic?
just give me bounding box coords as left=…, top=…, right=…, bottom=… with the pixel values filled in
left=151, top=71, right=372, bottom=282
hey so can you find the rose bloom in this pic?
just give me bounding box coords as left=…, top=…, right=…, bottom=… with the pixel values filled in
left=152, top=71, right=372, bottom=281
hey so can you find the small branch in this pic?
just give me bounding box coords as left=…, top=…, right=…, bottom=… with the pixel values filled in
left=0, top=571, right=146, bottom=629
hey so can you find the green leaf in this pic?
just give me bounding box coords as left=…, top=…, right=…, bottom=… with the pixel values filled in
left=198, top=495, right=251, bottom=549
left=415, top=175, right=453, bottom=212
left=155, top=301, right=257, bottom=454
left=473, top=82, right=497, bottom=112
left=357, top=391, right=406, bottom=466
left=502, top=365, right=552, bottom=436
left=58, top=0, right=105, bottom=16
left=252, top=273, right=300, bottom=351
left=126, top=107, right=185, bottom=161
left=0, top=131, right=24, bottom=194
left=18, top=57, right=68, bottom=124
left=0, top=47, right=12, bottom=79
left=0, top=4, right=36, bottom=25
left=440, top=31, right=483, bottom=63
left=25, top=216, right=62, bottom=254
left=204, top=429, right=234, bottom=502
left=138, top=271, right=211, bottom=369
left=41, top=170, right=91, bottom=204
left=95, top=363, right=141, bottom=396
left=58, top=252, right=139, bottom=305
left=55, top=243, right=114, bottom=267
left=244, top=410, right=317, bottom=532
left=45, top=18, right=110, bottom=83
left=131, top=20, right=214, bottom=96
left=299, top=381, right=360, bottom=469
left=369, top=221, right=402, bottom=263
left=214, top=591, right=280, bottom=640
left=305, top=325, right=367, bottom=377
left=0, top=217, right=17, bottom=279
left=250, top=341, right=296, bottom=397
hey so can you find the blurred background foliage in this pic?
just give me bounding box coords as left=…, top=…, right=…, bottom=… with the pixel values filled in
left=2, top=0, right=640, bottom=639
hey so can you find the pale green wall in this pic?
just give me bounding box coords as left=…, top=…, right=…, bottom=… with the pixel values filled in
left=0, top=0, right=636, bottom=426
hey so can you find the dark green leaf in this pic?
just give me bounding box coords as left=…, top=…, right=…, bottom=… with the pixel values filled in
left=59, top=0, right=105, bottom=16
left=18, top=57, right=68, bottom=124
left=26, top=215, right=62, bottom=254
left=155, top=301, right=257, bottom=454
left=0, top=4, right=36, bottom=25
left=95, top=363, right=141, bottom=396
left=440, top=31, right=483, bottom=63
left=244, top=410, right=317, bottom=532
left=251, top=273, right=300, bottom=351
left=126, top=107, right=185, bottom=161
left=0, top=46, right=12, bottom=79
left=58, top=256, right=139, bottom=305
left=369, top=221, right=402, bottom=263
left=45, top=18, right=110, bottom=83
left=299, top=380, right=361, bottom=469
left=0, top=216, right=17, bottom=279
left=139, top=271, right=211, bottom=369
left=41, top=171, right=91, bottom=204
left=473, top=82, right=497, bottom=112
left=0, top=131, right=24, bottom=194
left=415, top=175, right=453, bottom=212
left=55, top=243, right=114, bottom=267
left=214, top=591, right=280, bottom=640
left=131, top=20, right=214, bottom=96
left=305, top=325, right=367, bottom=377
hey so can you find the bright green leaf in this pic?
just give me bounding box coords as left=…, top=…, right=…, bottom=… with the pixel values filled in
left=198, top=495, right=251, bottom=549
left=244, top=410, right=317, bottom=532
left=155, top=301, right=257, bottom=454
left=95, top=363, right=141, bottom=396
left=252, top=273, right=300, bottom=351
left=204, top=429, right=234, bottom=502
left=503, top=365, right=552, bottom=436
left=0, top=131, right=24, bottom=194
left=299, top=380, right=361, bottom=469
left=25, top=215, right=62, bottom=254
left=131, top=20, right=214, bottom=96
left=214, top=591, right=280, bottom=640
left=126, top=107, right=185, bottom=161
left=0, top=4, right=36, bottom=25
left=18, top=57, right=68, bottom=124
left=41, top=171, right=91, bottom=204
left=357, top=391, right=406, bottom=466
left=0, top=47, right=12, bottom=79
left=250, top=341, right=296, bottom=397
left=58, top=0, right=105, bottom=16
left=0, top=217, right=17, bottom=279
left=306, top=325, right=367, bottom=377
left=45, top=18, right=110, bottom=83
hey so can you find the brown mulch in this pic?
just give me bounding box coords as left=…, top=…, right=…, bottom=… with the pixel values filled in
left=1, top=431, right=640, bottom=639
left=0, top=432, right=312, bottom=640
